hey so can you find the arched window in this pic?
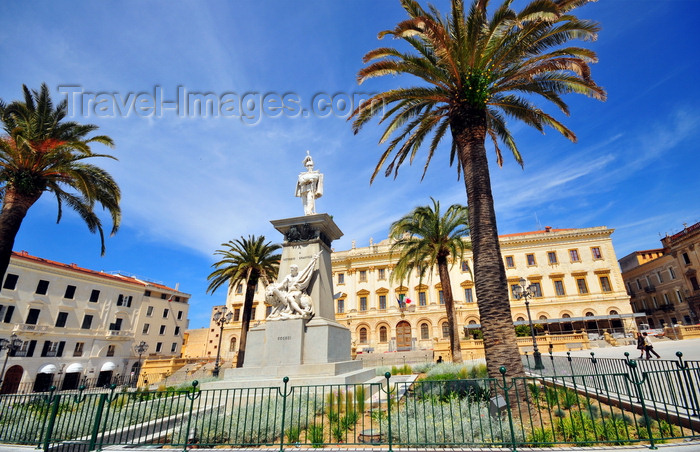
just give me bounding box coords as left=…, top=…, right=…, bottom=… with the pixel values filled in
left=379, top=326, right=388, bottom=343
left=359, top=327, right=368, bottom=344
left=585, top=312, right=594, bottom=317
left=539, top=315, right=547, bottom=320
left=441, top=323, right=449, bottom=338
left=562, top=313, right=571, bottom=318
left=229, top=337, right=237, bottom=352
left=420, top=323, right=429, bottom=340
left=609, top=310, right=618, bottom=315
left=516, top=316, right=525, bottom=322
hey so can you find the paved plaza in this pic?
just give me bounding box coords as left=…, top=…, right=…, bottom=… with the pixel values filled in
left=559, top=337, right=700, bottom=361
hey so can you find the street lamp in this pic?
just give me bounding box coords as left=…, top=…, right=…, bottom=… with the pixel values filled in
left=212, top=307, right=234, bottom=378
left=133, top=341, right=148, bottom=387
left=513, top=277, right=544, bottom=370
left=0, top=334, right=23, bottom=387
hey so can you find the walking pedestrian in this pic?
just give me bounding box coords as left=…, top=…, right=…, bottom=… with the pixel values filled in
left=636, top=332, right=645, bottom=359
left=643, top=332, right=661, bottom=359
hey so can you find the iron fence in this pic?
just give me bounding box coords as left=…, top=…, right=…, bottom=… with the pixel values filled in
left=0, top=362, right=699, bottom=451
left=524, top=351, right=700, bottom=416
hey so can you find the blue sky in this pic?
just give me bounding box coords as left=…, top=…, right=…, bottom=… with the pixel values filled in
left=1, top=0, right=698, bottom=329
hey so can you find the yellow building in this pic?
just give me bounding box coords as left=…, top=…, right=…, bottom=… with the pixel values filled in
left=194, top=226, right=636, bottom=363
left=333, top=226, right=635, bottom=356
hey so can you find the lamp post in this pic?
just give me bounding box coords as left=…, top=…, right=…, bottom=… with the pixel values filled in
left=212, top=307, right=234, bottom=378
left=133, top=341, right=148, bottom=387
left=0, top=334, right=23, bottom=387
left=513, top=277, right=544, bottom=370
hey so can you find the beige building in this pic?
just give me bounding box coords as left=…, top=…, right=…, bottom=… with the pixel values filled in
left=196, top=226, right=635, bottom=363
left=0, top=251, right=189, bottom=393
left=620, top=221, right=700, bottom=328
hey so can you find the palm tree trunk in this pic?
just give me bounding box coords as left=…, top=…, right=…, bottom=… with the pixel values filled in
left=437, top=254, right=462, bottom=363
left=0, top=189, right=41, bottom=283
left=235, top=275, right=259, bottom=368
left=451, top=108, right=525, bottom=379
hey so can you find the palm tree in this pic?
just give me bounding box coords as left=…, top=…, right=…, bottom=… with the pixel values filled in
left=351, top=0, right=605, bottom=378
left=390, top=198, right=470, bottom=363
left=0, top=84, right=121, bottom=282
left=207, top=235, right=281, bottom=368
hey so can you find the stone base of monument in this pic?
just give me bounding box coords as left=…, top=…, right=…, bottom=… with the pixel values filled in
left=201, top=318, right=375, bottom=389
left=201, top=212, right=376, bottom=390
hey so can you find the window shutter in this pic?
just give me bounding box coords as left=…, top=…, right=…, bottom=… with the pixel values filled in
left=41, top=341, right=51, bottom=357
left=27, top=340, right=37, bottom=357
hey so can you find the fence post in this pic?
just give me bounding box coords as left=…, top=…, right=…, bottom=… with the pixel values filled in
left=278, top=377, right=290, bottom=452
left=625, top=359, right=657, bottom=450
left=382, top=372, right=393, bottom=452
left=549, top=350, right=557, bottom=377
left=566, top=352, right=574, bottom=375
left=95, top=384, right=118, bottom=450
left=41, top=390, right=61, bottom=452
left=674, top=352, right=699, bottom=416
left=36, top=386, right=57, bottom=450
left=89, top=392, right=108, bottom=450
left=497, top=367, right=519, bottom=452
left=183, top=380, right=201, bottom=452
left=590, top=352, right=610, bottom=395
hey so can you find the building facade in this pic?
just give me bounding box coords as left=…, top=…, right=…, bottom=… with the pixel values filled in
left=620, top=221, right=700, bottom=328
left=198, top=226, right=634, bottom=362
left=0, top=251, right=189, bottom=393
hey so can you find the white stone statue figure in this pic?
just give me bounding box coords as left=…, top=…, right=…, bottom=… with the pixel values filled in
left=265, top=252, right=321, bottom=320
left=295, top=151, right=323, bottom=215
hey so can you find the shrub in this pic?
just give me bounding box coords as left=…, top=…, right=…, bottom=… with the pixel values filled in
left=379, top=395, right=522, bottom=445
left=285, top=426, right=300, bottom=443
left=559, top=388, right=579, bottom=409
left=528, top=383, right=542, bottom=400
left=525, top=427, right=554, bottom=447
left=331, top=424, right=345, bottom=442
left=354, top=385, right=366, bottom=413
left=411, top=362, right=434, bottom=373
left=307, top=424, right=324, bottom=448
left=341, top=411, right=359, bottom=430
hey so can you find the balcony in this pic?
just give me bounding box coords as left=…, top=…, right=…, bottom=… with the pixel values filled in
left=644, top=285, right=656, bottom=293
left=659, top=304, right=675, bottom=313
left=106, top=330, right=134, bottom=340
left=13, top=324, right=48, bottom=334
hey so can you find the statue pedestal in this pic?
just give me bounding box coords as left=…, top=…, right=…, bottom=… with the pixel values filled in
left=204, top=214, right=374, bottom=389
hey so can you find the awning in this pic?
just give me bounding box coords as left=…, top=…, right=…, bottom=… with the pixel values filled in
left=38, top=364, right=57, bottom=374
left=100, top=362, right=117, bottom=372
left=65, top=363, right=84, bottom=373
left=464, top=313, right=646, bottom=329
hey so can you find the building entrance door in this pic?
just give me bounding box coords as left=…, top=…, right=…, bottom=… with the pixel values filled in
left=396, top=321, right=412, bottom=351
left=1, top=365, right=22, bottom=394
left=96, top=370, right=113, bottom=388
left=61, top=373, right=80, bottom=390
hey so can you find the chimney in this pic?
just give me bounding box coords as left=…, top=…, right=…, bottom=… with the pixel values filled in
left=544, top=226, right=552, bottom=232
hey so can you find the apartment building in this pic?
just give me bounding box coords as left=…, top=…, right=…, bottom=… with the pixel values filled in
left=0, top=251, right=189, bottom=393
left=621, top=221, right=700, bottom=327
